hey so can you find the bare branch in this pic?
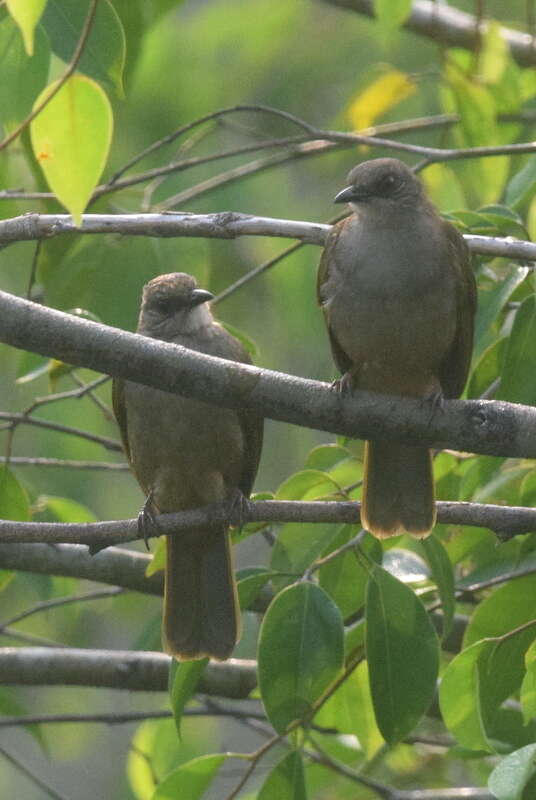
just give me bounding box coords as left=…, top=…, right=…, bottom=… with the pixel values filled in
left=323, top=0, right=536, bottom=67
left=0, top=647, right=257, bottom=696
left=0, top=411, right=121, bottom=452
left=1, top=213, right=534, bottom=262
left=0, top=291, right=535, bottom=462
left=0, top=456, right=128, bottom=470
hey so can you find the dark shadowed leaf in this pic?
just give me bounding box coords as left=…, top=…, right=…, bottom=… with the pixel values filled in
left=258, top=750, right=306, bottom=800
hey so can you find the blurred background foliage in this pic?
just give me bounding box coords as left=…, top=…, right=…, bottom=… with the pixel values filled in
left=0, top=0, right=536, bottom=798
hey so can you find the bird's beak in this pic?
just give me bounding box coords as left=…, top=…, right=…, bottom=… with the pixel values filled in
left=333, top=185, right=358, bottom=204
left=190, top=289, right=214, bottom=306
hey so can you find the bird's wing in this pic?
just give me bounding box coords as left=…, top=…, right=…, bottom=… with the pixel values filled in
left=111, top=377, right=132, bottom=463
left=438, top=222, right=477, bottom=398
left=317, top=220, right=353, bottom=375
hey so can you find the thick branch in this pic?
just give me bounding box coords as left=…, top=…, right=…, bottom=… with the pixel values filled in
left=0, top=499, right=534, bottom=547
left=0, top=291, right=535, bottom=459
left=323, top=0, right=536, bottom=67
left=0, top=647, right=257, bottom=696
left=0, top=213, right=535, bottom=261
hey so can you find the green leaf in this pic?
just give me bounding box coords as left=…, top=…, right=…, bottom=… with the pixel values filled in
left=382, top=548, right=430, bottom=584
left=374, top=0, right=412, bottom=34
left=498, top=296, right=536, bottom=406
left=271, top=523, right=342, bottom=589
left=506, top=156, right=536, bottom=210
left=473, top=266, right=529, bottom=362
left=42, top=0, right=126, bottom=96
left=421, top=535, right=455, bottom=639
left=169, top=659, right=208, bottom=737
left=152, top=754, right=226, bottom=800
left=0, top=18, right=50, bottom=124
left=521, top=640, right=536, bottom=725
left=30, top=74, right=113, bottom=225
left=305, top=444, right=352, bottom=471
left=220, top=321, right=259, bottom=358
left=258, top=750, right=306, bottom=800
left=319, top=525, right=369, bottom=619
left=237, top=568, right=274, bottom=610
left=0, top=467, right=30, bottom=521
left=275, top=469, right=342, bottom=500
left=440, top=639, right=495, bottom=752
left=365, top=565, right=439, bottom=744
left=488, top=744, right=536, bottom=800
left=146, top=536, right=166, bottom=577
left=479, top=21, right=508, bottom=85
left=315, top=660, right=383, bottom=759
left=39, top=495, right=97, bottom=522
left=5, top=0, right=46, bottom=55
left=258, top=582, right=344, bottom=733
left=0, top=687, right=48, bottom=753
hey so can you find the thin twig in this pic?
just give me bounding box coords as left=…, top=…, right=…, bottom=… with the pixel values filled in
left=0, top=587, right=124, bottom=630
left=0, top=412, right=121, bottom=452
left=0, top=456, right=127, bottom=470
left=0, top=747, right=68, bottom=800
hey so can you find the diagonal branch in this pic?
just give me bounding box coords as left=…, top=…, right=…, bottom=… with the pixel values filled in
left=323, top=0, right=536, bottom=67
left=0, top=290, right=535, bottom=460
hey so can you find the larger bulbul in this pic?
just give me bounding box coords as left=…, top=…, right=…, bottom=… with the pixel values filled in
left=113, top=273, right=263, bottom=659
left=318, top=158, right=476, bottom=538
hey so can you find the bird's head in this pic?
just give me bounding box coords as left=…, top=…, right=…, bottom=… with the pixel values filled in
left=334, top=158, right=424, bottom=211
left=138, top=272, right=214, bottom=339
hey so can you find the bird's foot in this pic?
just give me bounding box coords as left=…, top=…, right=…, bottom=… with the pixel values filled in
left=225, top=488, right=251, bottom=530
left=421, top=387, right=445, bottom=426
left=137, top=490, right=159, bottom=551
left=330, top=372, right=354, bottom=394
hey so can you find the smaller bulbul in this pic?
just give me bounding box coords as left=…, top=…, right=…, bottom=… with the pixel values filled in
left=317, top=158, right=476, bottom=538
left=113, top=273, right=263, bottom=660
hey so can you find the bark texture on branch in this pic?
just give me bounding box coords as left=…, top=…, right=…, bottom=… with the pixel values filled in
left=323, top=0, right=536, bottom=67
left=0, top=213, right=535, bottom=260
left=0, top=647, right=257, bottom=696
left=0, top=290, right=535, bottom=459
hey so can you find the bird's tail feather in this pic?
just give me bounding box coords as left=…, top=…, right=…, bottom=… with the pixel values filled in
left=163, top=528, right=240, bottom=661
left=361, top=440, right=435, bottom=538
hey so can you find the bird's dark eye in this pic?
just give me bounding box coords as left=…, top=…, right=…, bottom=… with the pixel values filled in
left=378, top=173, right=398, bottom=193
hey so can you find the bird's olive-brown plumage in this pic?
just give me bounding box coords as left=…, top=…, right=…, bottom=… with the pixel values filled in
left=113, top=273, right=263, bottom=659
left=318, top=158, right=476, bottom=538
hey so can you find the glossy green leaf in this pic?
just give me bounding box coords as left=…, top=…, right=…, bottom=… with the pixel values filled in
left=382, top=548, right=430, bottom=584
left=488, top=744, right=536, bottom=800
left=506, top=156, right=536, bottom=210
left=146, top=537, right=166, bottom=577
left=479, top=21, right=508, bottom=84
left=5, top=0, right=46, bottom=55
left=439, top=638, right=494, bottom=752
left=169, top=659, right=208, bottom=737
left=271, top=523, right=341, bottom=589
left=0, top=18, right=50, bottom=124
left=258, top=582, right=344, bottom=733
left=237, top=568, right=274, bottom=610
left=0, top=467, right=30, bottom=521
left=258, top=750, right=306, bottom=800
left=30, top=74, right=113, bottom=225
left=473, top=266, right=528, bottom=361
left=521, top=640, right=536, bottom=725
left=421, top=535, right=455, bottom=639
left=498, top=296, right=536, bottom=406
left=319, top=525, right=369, bottom=618
left=365, top=565, right=439, bottom=744
left=305, top=444, right=352, bottom=471
left=42, top=0, right=126, bottom=96
left=152, top=754, right=226, bottom=800
left=276, top=469, right=341, bottom=500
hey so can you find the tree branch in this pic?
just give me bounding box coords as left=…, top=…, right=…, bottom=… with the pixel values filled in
left=323, top=0, right=536, bottom=67
left=1, top=212, right=534, bottom=262
left=0, top=647, right=257, bottom=696
left=0, top=499, right=534, bottom=547
left=0, top=290, right=535, bottom=460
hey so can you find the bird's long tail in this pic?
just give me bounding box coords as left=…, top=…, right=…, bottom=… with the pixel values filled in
left=163, top=528, right=240, bottom=660
left=361, top=440, right=436, bottom=538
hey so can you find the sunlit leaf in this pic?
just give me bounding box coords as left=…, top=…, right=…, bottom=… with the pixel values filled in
left=366, top=565, right=439, bottom=744
left=0, top=467, right=30, bottom=521
left=374, top=0, right=412, bottom=36
left=258, top=750, right=306, bottom=800
left=422, top=163, right=465, bottom=211
left=258, top=582, right=344, bottom=733
left=30, top=74, right=113, bottom=225
left=146, top=537, right=166, bottom=577
left=505, top=155, right=536, bottom=210
left=275, top=469, right=342, bottom=500
left=479, top=21, right=508, bottom=84
left=39, top=495, right=97, bottom=522
left=488, top=743, right=536, bottom=800
left=5, top=0, right=46, bottom=55
left=152, top=754, right=226, bottom=800
left=347, top=68, right=415, bottom=130
left=305, top=444, right=352, bottom=471
left=521, top=640, right=536, bottom=725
